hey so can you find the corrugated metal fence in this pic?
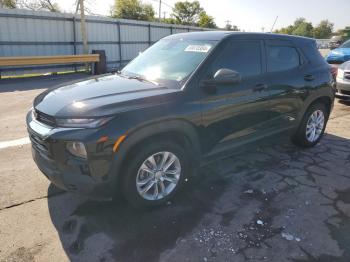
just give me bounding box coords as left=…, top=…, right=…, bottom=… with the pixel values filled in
left=0, top=8, right=208, bottom=76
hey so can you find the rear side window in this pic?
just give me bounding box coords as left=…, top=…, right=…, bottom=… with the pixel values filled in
left=212, top=40, right=262, bottom=78
left=267, top=45, right=300, bottom=72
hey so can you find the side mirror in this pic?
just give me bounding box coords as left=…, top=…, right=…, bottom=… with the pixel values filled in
left=213, top=68, right=241, bottom=84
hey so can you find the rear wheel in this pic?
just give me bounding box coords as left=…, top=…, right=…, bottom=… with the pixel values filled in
left=292, top=103, right=328, bottom=147
left=122, top=140, right=189, bottom=208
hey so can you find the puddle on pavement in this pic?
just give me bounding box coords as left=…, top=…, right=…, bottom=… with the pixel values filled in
left=336, top=188, right=350, bottom=204
left=327, top=216, right=350, bottom=261
left=237, top=187, right=283, bottom=250
left=321, top=188, right=350, bottom=262
left=57, top=174, right=230, bottom=262
left=296, top=188, right=350, bottom=262
left=219, top=210, right=236, bottom=227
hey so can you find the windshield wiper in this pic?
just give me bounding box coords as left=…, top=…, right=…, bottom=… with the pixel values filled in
left=116, top=71, right=160, bottom=86
left=127, top=75, right=160, bottom=86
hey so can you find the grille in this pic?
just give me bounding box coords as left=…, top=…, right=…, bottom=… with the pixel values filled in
left=340, top=89, right=350, bottom=96
left=29, top=132, right=52, bottom=158
left=344, top=72, right=350, bottom=80
left=35, top=110, right=56, bottom=127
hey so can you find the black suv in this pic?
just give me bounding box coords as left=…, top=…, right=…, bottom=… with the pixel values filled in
left=27, top=32, right=335, bottom=207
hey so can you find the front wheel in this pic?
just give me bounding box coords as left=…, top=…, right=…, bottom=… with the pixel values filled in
left=121, top=140, right=189, bottom=208
left=292, top=103, right=328, bottom=147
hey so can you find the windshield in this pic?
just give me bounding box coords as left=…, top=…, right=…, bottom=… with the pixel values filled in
left=340, top=40, right=350, bottom=48
left=121, top=38, right=217, bottom=88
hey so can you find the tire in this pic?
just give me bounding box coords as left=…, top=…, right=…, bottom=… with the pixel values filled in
left=292, top=103, right=328, bottom=148
left=121, top=139, right=189, bottom=208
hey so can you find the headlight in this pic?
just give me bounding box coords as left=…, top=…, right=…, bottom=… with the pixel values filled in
left=56, top=117, right=112, bottom=128
left=337, top=68, right=344, bottom=79
left=66, top=141, right=87, bottom=158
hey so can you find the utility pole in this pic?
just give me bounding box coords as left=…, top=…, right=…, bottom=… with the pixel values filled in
left=78, top=0, right=89, bottom=72
left=158, top=0, right=162, bottom=20
left=225, top=20, right=231, bottom=30
left=79, top=0, right=88, bottom=55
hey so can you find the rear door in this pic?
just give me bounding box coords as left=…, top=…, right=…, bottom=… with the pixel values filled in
left=264, top=40, right=307, bottom=128
left=199, top=39, right=273, bottom=152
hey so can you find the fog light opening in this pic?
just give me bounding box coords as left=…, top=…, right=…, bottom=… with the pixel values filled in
left=66, top=141, right=87, bottom=159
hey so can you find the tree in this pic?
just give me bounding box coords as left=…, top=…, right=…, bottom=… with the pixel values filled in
left=225, top=23, right=239, bottom=31
left=7, top=0, right=61, bottom=12
left=275, top=18, right=314, bottom=37
left=313, top=20, right=334, bottom=39
left=231, top=25, right=239, bottom=31
left=39, top=0, right=59, bottom=12
left=0, top=0, right=17, bottom=8
left=276, top=25, right=294, bottom=35
left=291, top=18, right=313, bottom=37
left=140, top=3, right=155, bottom=21
left=160, top=17, right=177, bottom=24
left=112, top=0, right=155, bottom=21
left=23, top=0, right=60, bottom=12
left=198, top=11, right=216, bottom=28
left=172, top=1, right=203, bottom=25
left=275, top=17, right=335, bottom=38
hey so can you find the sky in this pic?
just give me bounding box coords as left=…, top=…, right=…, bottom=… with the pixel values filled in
left=57, top=0, right=350, bottom=32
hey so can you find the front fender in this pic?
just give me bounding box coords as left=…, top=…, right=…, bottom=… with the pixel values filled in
left=108, top=119, right=202, bottom=186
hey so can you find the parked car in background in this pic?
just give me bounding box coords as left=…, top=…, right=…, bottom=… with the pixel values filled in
left=329, top=35, right=343, bottom=50
left=335, top=60, right=350, bottom=99
left=327, top=39, right=350, bottom=64
left=317, top=43, right=329, bottom=49
left=27, top=32, right=335, bottom=207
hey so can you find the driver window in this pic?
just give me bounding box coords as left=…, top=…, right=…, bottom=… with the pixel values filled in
left=210, top=40, right=262, bottom=78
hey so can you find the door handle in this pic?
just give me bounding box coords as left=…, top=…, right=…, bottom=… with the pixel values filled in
left=253, top=84, right=267, bottom=92
left=304, top=74, right=315, bottom=81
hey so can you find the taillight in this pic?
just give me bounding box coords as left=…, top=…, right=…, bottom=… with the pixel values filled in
left=330, top=65, right=338, bottom=79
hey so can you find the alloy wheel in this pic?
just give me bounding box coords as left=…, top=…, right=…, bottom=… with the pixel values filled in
left=136, top=151, right=181, bottom=201
left=306, top=109, right=325, bottom=143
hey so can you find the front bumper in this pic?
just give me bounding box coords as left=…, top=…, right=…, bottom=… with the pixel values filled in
left=27, top=112, right=116, bottom=200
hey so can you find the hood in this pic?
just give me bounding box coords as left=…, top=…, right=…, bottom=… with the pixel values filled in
left=34, top=74, right=181, bottom=118
left=339, top=60, right=350, bottom=71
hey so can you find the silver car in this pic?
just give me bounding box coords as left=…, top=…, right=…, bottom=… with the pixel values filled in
left=336, top=61, right=350, bottom=99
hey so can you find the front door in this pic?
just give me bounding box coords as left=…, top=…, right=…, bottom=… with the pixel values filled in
left=199, top=39, right=273, bottom=153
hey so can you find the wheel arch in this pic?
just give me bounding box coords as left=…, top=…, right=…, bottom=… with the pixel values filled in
left=292, top=95, right=332, bottom=147
left=299, top=95, right=333, bottom=123
left=109, top=119, right=201, bottom=187
left=309, top=96, right=333, bottom=115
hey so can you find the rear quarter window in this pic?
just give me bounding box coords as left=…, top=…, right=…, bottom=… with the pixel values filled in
left=267, top=45, right=300, bottom=72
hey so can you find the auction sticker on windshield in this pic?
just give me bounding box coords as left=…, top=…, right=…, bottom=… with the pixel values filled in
left=184, top=45, right=211, bottom=53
